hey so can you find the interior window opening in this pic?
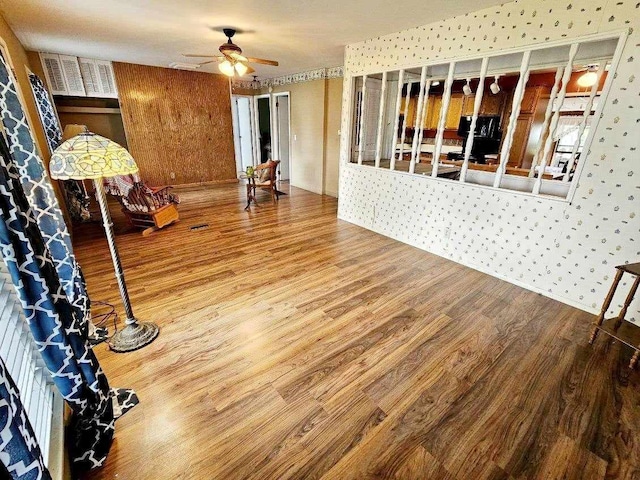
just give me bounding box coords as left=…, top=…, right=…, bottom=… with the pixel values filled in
left=348, top=34, right=621, bottom=200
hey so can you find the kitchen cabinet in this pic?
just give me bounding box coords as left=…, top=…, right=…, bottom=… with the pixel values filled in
left=507, top=116, right=534, bottom=167
left=462, top=95, right=476, bottom=116
left=445, top=94, right=464, bottom=130
left=519, top=86, right=542, bottom=114
left=479, top=91, right=504, bottom=116
left=425, top=96, right=442, bottom=129
left=400, top=96, right=418, bottom=127
left=422, top=94, right=461, bottom=130
left=459, top=91, right=505, bottom=117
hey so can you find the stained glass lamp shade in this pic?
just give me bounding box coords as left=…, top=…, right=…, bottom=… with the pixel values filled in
left=50, top=132, right=159, bottom=352
left=50, top=132, right=138, bottom=179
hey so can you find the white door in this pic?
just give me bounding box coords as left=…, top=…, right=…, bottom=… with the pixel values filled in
left=232, top=96, right=255, bottom=174
left=275, top=94, right=291, bottom=181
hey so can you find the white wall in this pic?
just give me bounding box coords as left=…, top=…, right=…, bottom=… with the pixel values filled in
left=267, top=81, right=326, bottom=194
left=324, top=77, right=343, bottom=197
left=267, top=77, right=344, bottom=197
left=338, top=0, right=640, bottom=321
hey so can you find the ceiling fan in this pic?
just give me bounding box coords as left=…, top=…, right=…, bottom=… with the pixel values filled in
left=183, top=28, right=279, bottom=77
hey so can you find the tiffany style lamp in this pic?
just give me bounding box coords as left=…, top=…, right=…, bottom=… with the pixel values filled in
left=50, top=132, right=159, bottom=352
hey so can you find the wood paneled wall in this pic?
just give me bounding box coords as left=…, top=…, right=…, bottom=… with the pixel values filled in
left=113, top=63, right=237, bottom=186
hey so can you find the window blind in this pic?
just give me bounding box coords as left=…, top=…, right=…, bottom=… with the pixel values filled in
left=0, top=262, right=57, bottom=467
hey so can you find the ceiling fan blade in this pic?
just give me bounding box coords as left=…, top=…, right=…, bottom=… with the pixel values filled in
left=183, top=53, right=221, bottom=58
left=230, top=53, right=248, bottom=62
left=245, top=65, right=255, bottom=74
left=245, top=57, right=279, bottom=66
left=198, top=60, right=217, bottom=66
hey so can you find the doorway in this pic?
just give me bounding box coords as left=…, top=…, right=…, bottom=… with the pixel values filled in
left=255, top=94, right=272, bottom=164
left=234, top=93, right=291, bottom=182
left=231, top=95, right=255, bottom=175
left=273, top=92, right=291, bottom=181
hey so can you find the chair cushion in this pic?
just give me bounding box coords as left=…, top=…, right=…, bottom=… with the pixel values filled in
left=257, top=167, right=271, bottom=183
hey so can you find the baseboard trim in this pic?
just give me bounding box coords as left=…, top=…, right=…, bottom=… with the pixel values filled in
left=174, top=178, right=239, bottom=188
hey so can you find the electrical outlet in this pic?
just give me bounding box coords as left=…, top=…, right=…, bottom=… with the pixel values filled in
left=170, top=172, right=176, bottom=180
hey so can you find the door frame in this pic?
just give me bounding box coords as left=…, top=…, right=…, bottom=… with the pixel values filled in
left=231, top=94, right=256, bottom=176
left=272, top=91, right=291, bottom=181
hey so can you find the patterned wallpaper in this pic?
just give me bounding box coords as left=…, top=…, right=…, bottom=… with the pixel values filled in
left=338, top=0, right=640, bottom=321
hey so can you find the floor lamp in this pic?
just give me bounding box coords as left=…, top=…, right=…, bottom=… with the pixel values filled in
left=50, top=131, right=159, bottom=352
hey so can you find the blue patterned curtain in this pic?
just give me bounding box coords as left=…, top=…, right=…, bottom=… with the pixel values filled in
left=0, top=55, right=137, bottom=472
left=26, top=75, right=61, bottom=153
left=0, top=358, right=51, bottom=480
left=0, top=56, right=89, bottom=329
left=28, top=73, right=90, bottom=223
left=0, top=125, right=121, bottom=473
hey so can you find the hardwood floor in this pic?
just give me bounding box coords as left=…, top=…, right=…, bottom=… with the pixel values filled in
left=75, top=182, right=640, bottom=480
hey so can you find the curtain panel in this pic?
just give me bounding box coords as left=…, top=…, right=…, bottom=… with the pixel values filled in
left=0, top=55, right=137, bottom=472
left=0, top=125, right=117, bottom=471
left=28, top=73, right=91, bottom=223
left=0, top=357, right=51, bottom=480
left=0, top=55, right=88, bottom=327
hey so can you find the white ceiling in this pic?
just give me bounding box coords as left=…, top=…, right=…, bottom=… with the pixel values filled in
left=1, top=0, right=506, bottom=79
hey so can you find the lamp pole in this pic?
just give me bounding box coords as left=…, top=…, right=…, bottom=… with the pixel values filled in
left=94, top=180, right=159, bottom=352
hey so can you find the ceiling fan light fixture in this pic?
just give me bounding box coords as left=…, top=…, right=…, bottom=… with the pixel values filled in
left=218, top=60, right=235, bottom=76
left=577, top=65, right=598, bottom=88
left=234, top=62, right=248, bottom=76
left=187, top=28, right=279, bottom=77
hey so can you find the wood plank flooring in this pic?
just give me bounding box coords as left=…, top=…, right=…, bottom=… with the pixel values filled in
left=75, top=183, right=640, bottom=480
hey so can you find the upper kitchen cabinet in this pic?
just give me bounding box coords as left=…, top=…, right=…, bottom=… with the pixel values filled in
left=445, top=94, right=464, bottom=130
left=479, top=91, right=505, bottom=116
left=425, top=95, right=442, bottom=130
left=462, top=95, right=475, bottom=116
left=519, top=86, right=543, bottom=114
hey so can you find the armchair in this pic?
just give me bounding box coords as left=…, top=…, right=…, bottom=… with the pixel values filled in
left=253, top=160, right=281, bottom=204
left=104, top=174, right=180, bottom=235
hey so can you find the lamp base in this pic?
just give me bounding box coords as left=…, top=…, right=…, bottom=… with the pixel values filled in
left=88, top=326, right=109, bottom=346
left=109, top=320, right=159, bottom=353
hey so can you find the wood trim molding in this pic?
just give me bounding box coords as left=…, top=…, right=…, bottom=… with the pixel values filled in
left=56, top=106, right=121, bottom=114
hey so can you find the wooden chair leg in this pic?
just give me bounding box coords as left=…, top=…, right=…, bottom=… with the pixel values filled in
left=589, top=269, right=624, bottom=344
left=613, top=275, right=640, bottom=330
